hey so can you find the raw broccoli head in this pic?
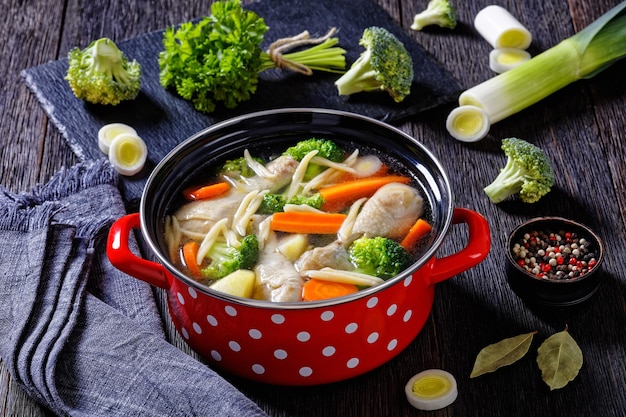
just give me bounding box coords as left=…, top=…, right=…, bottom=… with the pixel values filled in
left=484, top=137, right=555, bottom=204
left=284, top=138, right=344, bottom=180
left=411, top=0, right=457, bottom=31
left=335, top=26, right=414, bottom=103
left=348, top=236, right=412, bottom=279
left=65, top=38, right=141, bottom=105
left=201, top=234, right=259, bottom=280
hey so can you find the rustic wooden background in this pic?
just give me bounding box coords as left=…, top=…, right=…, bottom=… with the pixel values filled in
left=1, top=0, right=625, bottom=416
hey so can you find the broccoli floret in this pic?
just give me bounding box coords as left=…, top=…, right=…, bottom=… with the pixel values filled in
left=411, top=0, right=457, bottom=31
left=348, top=236, right=412, bottom=279
left=201, top=235, right=259, bottom=280
left=65, top=38, right=141, bottom=105
left=258, top=194, right=288, bottom=214
left=284, top=138, right=344, bottom=180
left=484, top=138, right=555, bottom=204
left=257, top=192, right=325, bottom=214
left=284, top=138, right=344, bottom=162
left=219, top=156, right=264, bottom=178
left=335, top=26, right=414, bottom=103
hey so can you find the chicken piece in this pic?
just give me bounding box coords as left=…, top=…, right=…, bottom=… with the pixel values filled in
left=352, top=182, right=423, bottom=240
left=236, top=155, right=299, bottom=193
left=295, top=240, right=353, bottom=272
left=173, top=155, right=299, bottom=236
left=173, top=189, right=245, bottom=236
left=253, top=234, right=305, bottom=302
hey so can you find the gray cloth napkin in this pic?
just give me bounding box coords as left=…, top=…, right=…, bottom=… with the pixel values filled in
left=0, top=159, right=268, bottom=417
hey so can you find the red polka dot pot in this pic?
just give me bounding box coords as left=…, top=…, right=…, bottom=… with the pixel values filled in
left=107, top=109, right=491, bottom=386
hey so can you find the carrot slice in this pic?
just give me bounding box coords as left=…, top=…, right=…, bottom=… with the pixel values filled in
left=182, top=241, right=202, bottom=277
left=302, top=278, right=359, bottom=301
left=182, top=181, right=230, bottom=201
left=319, top=175, right=411, bottom=212
left=270, top=212, right=347, bottom=234
left=400, top=218, right=432, bottom=251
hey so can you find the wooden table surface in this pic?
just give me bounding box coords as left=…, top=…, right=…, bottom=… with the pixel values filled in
left=2, top=0, right=625, bottom=416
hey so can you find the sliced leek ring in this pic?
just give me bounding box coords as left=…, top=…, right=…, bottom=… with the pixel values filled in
left=489, top=48, right=531, bottom=73
left=446, top=105, right=490, bottom=142
left=97, top=123, right=137, bottom=155
left=108, top=133, right=147, bottom=176
left=474, top=5, right=532, bottom=49
left=405, top=369, right=458, bottom=411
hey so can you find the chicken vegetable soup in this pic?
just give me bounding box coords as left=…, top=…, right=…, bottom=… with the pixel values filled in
left=164, top=138, right=432, bottom=302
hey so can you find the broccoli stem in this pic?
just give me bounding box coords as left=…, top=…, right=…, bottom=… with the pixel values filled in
left=483, top=158, right=525, bottom=203
left=90, top=39, right=127, bottom=82
left=334, top=50, right=380, bottom=96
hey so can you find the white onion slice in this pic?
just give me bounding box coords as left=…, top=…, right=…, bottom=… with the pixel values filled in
left=474, top=5, right=532, bottom=49
left=405, top=369, right=458, bottom=411
left=108, top=133, right=147, bottom=176
left=97, top=123, right=137, bottom=155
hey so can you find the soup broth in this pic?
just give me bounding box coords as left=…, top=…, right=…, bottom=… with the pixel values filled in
left=164, top=137, right=433, bottom=303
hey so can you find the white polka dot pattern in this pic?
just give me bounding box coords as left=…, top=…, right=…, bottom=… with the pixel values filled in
left=173, top=275, right=424, bottom=383
left=297, top=331, right=311, bottom=342
left=322, top=346, right=336, bottom=357
left=188, top=287, right=198, bottom=299
left=224, top=305, right=237, bottom=317
left=252, top=364, right=265, bottom=375
left=271, top=314, right=285, bottom=324
left=274, top=349, right=288, bottom=360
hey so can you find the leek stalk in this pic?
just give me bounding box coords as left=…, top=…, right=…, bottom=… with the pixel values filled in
left=447, top=1, right=626, bottom=141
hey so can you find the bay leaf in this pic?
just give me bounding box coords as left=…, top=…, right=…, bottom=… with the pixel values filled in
left=470, top=331, right=537, bottom=378
left=536, top=326, right=583, bottom=390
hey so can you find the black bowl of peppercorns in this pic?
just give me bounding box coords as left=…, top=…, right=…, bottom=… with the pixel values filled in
left=506, top=217, right=605, bottom=307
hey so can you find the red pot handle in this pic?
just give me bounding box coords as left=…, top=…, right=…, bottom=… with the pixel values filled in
left=428, top=207, right=491, bottom=285
left=107, top=212, right=170, bottom=289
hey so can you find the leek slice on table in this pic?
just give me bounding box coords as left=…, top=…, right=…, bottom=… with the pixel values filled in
left=97, top=123, right=137, bottom=155
left=405, top=369, right=458, bottom=410
left=445, top=105, right=490, bottom=142
left=108, top=133, right=148, bottom=176
left=447, top=1, right=626, bottom=141
left=474, top=5, right=532, bottom=49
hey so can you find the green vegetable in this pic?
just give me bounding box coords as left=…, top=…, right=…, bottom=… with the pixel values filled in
left=65, top=38, right=141, bottom=105
left=201, top=234, right=259, bottom=280
left=284, top=138, right=344, bottom=180
left=536, top=326, right=583, bottom=391
left=335, top=26, right=414, bottom=103
left=258, top=193, right=325, bottom=214
left=483, top=138, right=555, bottom=204
left=470, top=331, right=537, bottom=378
left=410, top=0, right=457, bottom=31
left=219, top=156, right=265, bottom=178
left=158, top=0, right=346, bottom=113
left=348, top=236, right=412, bottom=279
left=447, top=2, right=626, bottom=141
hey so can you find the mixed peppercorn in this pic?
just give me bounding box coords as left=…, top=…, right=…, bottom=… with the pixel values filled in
left=511, top=229, right=598, bottom=280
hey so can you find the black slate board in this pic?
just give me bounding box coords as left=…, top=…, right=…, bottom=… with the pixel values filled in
left=22, top=0, right=460, bottom=202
